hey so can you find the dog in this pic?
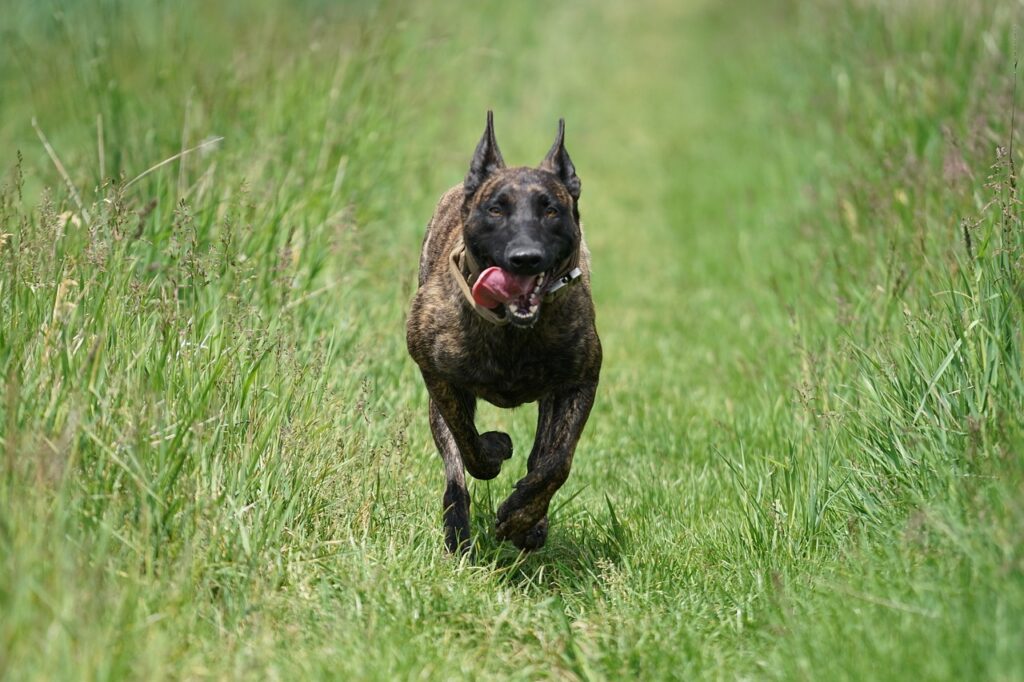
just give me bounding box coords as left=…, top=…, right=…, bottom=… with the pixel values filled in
left=406, top=112, right=602, bottom=552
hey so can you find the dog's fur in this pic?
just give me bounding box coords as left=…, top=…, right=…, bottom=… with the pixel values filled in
left=406, top=112, right=602, bottom=552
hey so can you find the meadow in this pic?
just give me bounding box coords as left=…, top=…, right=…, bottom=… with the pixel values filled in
left=1, top=0, right=1022, bottom=679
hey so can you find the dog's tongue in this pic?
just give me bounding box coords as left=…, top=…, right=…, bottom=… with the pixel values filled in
left=472, top=267, right=537, bottom=309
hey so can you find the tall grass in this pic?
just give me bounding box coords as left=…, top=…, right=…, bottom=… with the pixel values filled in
left=1, top=0, right=1022, bottom=679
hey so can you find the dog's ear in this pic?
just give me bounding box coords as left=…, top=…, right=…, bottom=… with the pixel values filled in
left=539, top=118, right=581, bottom=200
left=465, top=111, right=506, bottom=198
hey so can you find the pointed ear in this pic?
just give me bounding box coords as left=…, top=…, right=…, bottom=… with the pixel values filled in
left=539, top=118, right=581, bottom=200
left=464, top=111, right=506, bottom=198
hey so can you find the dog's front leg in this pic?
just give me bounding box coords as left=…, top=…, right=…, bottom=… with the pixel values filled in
left=495, top=381, right=597, bottom=550
left=429, top=399, right=471, bottom=553
left=422, top=374, right=513, bottom=551
left=422, top=374, right=514, bottom=481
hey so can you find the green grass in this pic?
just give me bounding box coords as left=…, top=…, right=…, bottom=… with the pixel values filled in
left=2, top=0, right=1022, bottom=679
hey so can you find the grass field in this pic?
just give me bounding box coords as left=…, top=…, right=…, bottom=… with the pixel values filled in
left=2, top=0, right=1023, bottom=679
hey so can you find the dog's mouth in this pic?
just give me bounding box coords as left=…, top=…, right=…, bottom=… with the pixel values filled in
left=472, top=268, right=548, bottom=327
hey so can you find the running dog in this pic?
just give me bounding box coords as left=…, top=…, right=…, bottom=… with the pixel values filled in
left=406, top=112, right=601, bottom=552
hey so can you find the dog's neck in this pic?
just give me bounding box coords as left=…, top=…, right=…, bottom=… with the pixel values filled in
left=448, top=237, right=582, bottom=326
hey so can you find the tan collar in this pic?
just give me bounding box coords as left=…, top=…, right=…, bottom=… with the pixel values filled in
left=448, top=237, right=582, bottom=326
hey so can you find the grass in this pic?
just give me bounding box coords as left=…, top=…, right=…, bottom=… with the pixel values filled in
left=1, top=0, right=1022, bottom=679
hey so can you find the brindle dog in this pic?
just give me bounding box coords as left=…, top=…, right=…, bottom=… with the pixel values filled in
left=407, top=112, right=602, bottom=552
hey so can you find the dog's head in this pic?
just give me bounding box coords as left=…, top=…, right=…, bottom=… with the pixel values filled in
left=462, top=111, right=582, bottom=328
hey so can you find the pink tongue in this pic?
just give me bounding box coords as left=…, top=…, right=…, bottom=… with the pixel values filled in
left=472, top=267, right=537, bottom=309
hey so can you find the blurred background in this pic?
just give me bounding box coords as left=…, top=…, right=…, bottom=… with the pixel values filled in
left=1, top=0, right=1021, bottom=679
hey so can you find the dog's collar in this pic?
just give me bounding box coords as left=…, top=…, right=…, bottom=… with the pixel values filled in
left=448, top=238, right=582, bottom=326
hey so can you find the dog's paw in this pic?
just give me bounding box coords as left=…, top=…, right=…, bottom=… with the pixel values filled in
left=495, top=503, right=548, bottom=551
left=443, top=483, right=472, bottom=554
left=481, top=430, right=513, bottom=461
left=464, top=431, right=513, bottom=480
left=444, top=527, right=472, bottom=555
left=518, top=516, right=548, bottom=550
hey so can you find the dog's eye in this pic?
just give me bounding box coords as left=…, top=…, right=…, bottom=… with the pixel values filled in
left=488, top=205, right=503, bottom=217
left=544, top=207, right=559, bottom=219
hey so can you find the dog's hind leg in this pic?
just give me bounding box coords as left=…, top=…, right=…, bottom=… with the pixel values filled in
left=429, top=400, right=471, bottom=553
left=495, top=381, right=597, bottom=550
left=422, top=374, right=513, bottom=481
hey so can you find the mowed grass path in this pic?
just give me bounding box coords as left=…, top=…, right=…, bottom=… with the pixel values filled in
left=2, top=0, right=1022, bottom=679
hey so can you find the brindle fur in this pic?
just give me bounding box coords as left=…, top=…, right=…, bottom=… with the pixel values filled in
left=407, top=113, right=602, bottom=552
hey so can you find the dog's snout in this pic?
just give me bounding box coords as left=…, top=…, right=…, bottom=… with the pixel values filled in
left=507, top=247, right=544, bottom=272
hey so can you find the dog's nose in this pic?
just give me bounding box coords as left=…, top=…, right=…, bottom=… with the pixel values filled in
left=507, top=248, right=544, bottom=272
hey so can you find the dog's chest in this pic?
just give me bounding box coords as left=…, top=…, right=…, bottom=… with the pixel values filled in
left=444, top=328, right=584, bottom=407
